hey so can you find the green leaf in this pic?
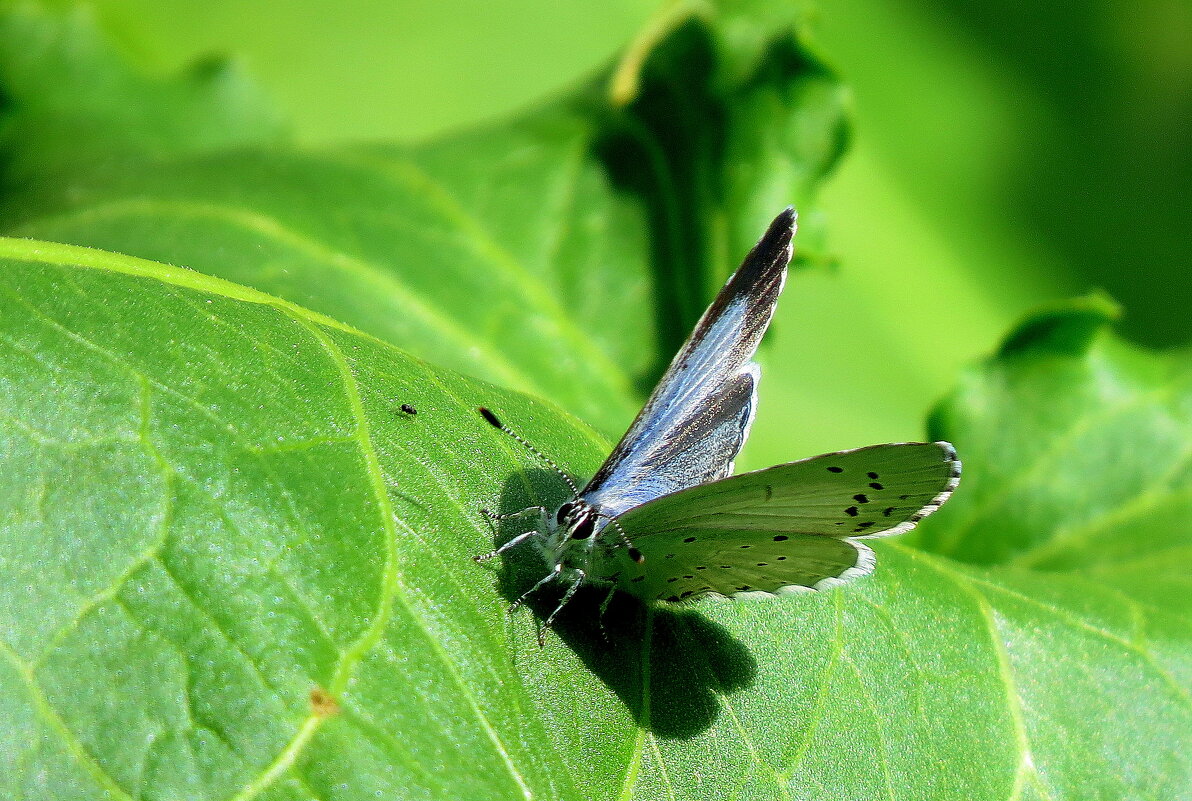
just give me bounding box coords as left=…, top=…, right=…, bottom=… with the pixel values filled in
left=3, top=247, right=1189, bottom=799
left=921, top=295, right=1192, bottom=574
left=0, top=2, right=847, bottom=437
left=0, top=5, right=285, bottom=186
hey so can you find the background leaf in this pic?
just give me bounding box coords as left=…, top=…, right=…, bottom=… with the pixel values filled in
left=0, top=5, right=285, bottom=186
left=0, top=4, right=847, bottom=439
left=921, top=295, right=1192, bottom=577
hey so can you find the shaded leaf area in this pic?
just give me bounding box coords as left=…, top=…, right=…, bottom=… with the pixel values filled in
left=0, top=3, right=847, bottom=436
left=2, top=246, right=1189, bottom=801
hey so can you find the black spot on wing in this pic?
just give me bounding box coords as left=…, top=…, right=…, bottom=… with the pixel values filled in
left=867, top=471, right=879, bottom=479
left=845, top=506, right=859, bottom=517
left=853, top=493, right=869, bottom=504
left=827, top=466, right=844, bottom=473
left=870, top=482, right=885, bottom=490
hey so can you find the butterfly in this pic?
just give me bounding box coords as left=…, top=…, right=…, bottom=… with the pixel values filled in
left=476, top=208, right=960, bottom=643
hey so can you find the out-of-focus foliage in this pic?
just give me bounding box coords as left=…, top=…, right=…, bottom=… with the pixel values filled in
left=69, top=0, right=1191, bottom=457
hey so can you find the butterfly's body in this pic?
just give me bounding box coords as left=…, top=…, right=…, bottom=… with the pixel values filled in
left=477, top=208, right=960, bottom=642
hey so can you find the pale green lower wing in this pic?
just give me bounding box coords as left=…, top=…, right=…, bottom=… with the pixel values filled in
left=596, top=442, right=960, bottom=601
left=600, top=531, right=873, bottom=602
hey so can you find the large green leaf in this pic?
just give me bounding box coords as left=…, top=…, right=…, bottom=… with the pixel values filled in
left=3, top=244, right=1189, bottom=800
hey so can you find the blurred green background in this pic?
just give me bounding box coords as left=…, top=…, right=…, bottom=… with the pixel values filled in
left=59, top=0, right=1192, bottom=460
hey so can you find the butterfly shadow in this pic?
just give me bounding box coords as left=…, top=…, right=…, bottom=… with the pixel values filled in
left=485, top=469, right=758, bottom=740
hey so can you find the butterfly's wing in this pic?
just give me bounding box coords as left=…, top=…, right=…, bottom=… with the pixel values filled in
left=581, top=208, right=796, bottom=519
left=588, top=442, right=960, bottom=601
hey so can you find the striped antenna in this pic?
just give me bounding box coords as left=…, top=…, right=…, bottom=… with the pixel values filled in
left=478, top=407, right=580, bottom=497
left=600, top=514, right=645, bottom=563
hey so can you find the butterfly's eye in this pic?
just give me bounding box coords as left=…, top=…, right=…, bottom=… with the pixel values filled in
left=570, top=511, right=596, bottom=540
left=555, top=502, right=575, bottom=525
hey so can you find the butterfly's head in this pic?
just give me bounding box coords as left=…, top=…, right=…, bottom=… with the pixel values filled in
left=541, top=499, right=606, bottom=568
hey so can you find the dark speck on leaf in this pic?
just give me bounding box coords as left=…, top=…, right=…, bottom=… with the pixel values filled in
left=773, top=535, right=789, bottom=541
left=867, top=471, right=879, bottom=479
left=845, top=506, right=859, bottom=517
left=827, top=466, right=844, bottom=473
left=870, top=482, right=885, bottom=490
left=853, top=493, right=869, bottom=504
left=683, top=536, right=696, bottom=543
left=310, top=688, right=340, bottom=717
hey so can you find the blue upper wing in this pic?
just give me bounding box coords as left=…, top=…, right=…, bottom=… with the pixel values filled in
left=581, top=208, right=796, bottom=518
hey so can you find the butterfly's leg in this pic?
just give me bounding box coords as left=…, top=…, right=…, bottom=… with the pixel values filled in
left=482, top=505, right=547, bottom=523
left=539, top=569, right=586, bottom=647
left=473, top=529, right=540, bottom=562
left=596, top=585, right=618, bottom=644
left=475, top=505, right=549, bottom=561
left=507, top=564, right=561, bottom=614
